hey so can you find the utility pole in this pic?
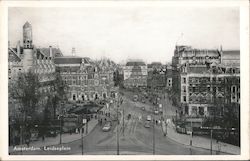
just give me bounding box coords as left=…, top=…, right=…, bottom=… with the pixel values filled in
left=86, top=119, right=88, bottom=134
left=190, top=119, right=193, bottom=146
left=82, top=117, right=87, bottom=155
left=59, top=115, right=62, bottom=144
left=116, top=99, right=120, bottom=155
left=153, top=116, right=155, bottom=155
left=123, top=105, right=125, bottom=137
left=210, top=128, right=213, bottom=155
left=81, top=125, right=84, bottom=155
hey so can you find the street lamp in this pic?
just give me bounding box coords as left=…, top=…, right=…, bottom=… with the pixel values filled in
left=153, top=116, right=155, bottom=155
left=210, top=128, right=213, bottom=155
left=59, top=115, right=64, bottom=144
left=116, top=97, right=120, bottom=155
left=82, top=117, right=87, bottom=155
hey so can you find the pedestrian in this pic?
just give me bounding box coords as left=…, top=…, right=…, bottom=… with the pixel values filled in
left=217, top=140, right=221, bottom=154
left=25, top=136, right=30, bottom=147
left=42, top=135, right=45, bottom=141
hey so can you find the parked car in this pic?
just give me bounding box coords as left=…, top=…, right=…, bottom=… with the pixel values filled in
left=146, top=115, right=152, bottom=121
left=144, top=121, right=151, bottom=128
left=127, top=114, right=132, bottom=119
left=102, top=122, right=112, bottom=132
left=46, top=130, right=58, bottom=137
left=133, top=95, right=138, bottom=102
left=141, top=107, right=145, bottom=111
left=154, top=110, right=159, bottom=115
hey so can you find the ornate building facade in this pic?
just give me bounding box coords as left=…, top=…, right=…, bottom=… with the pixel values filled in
left=54, top=56, right=117, bottom=102
left=179, top=63, right=240, bottom=118
left=172, top=45, right=240, bottom=119
left=8, top=22, right=63, bottom=118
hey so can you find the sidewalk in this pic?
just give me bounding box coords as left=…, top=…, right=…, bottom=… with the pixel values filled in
left=9, top=119, right=98, bottom=154
left=164, top=120, right=240, bottom=155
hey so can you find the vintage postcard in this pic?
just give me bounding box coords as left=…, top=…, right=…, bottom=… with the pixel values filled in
left=0, top=0, right=249, bottom=160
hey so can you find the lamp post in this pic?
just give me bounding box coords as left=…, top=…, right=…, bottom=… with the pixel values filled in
left=59, top=115, right=63, bottom=144
left=153, top=116, right=155, bottom=155
left=82, top=117, right=87, bottom=155
left=210, top=128, right=213, bottom=155
left=116, top=98, right=120, bottom=155
left=122, top=98, right=125, bottom=137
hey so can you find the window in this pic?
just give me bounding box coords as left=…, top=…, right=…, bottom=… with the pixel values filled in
left=183, top=86, right=186, bottom=92
left=232, top=86, right=236, bottom=93
left=198, top=107, right=204, bottom=116
left=183, top=77, right=186, bottom=83
left=183, top=96, right=186, bottom=102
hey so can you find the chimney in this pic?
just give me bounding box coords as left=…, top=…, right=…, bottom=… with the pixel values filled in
left=49, top=46, right=53, bottom=58
left=17, top=41, right=21, bottom=57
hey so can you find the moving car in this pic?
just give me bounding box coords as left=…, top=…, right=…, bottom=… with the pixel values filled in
left=144, top=121, right=150, bottom=128
left=146, top=115, right=152, bottom=121
left=133, top=95, right=138, bottom=102
left=102, top=122, right=112, bottom=132
left=127, top=114, right=132, bottom=119
left=154, top=110, right=159, bottom=115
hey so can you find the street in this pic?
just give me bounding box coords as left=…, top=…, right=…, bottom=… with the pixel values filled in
left=13, top=89, right=227, bottom=155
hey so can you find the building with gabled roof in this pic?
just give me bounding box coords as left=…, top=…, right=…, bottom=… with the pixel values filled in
left=54, top=56, right=117, bottom=102
left=8, top=21, right=63, bottom=121
left=123, top=60, right=147, bottom=88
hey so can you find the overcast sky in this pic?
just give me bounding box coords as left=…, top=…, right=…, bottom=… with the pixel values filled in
left=8, top=7, right=239, bottom=64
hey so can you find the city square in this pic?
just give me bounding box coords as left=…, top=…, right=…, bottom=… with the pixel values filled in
left=7, top=6, right=241, bottom=155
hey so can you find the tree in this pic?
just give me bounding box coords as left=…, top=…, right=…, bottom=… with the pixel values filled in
left=9, top=71, right=41, bottom=145
left=48, top=72, right=68, bottom=119
left=9, top=71, right=41, bottom=121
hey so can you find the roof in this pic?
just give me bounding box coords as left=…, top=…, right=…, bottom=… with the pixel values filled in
left=126, top=61, right=146, bottom=66
left=151, top=62, right=162, bottom=65
left=54, top=56, right=92, bottom=65
left=23, top=21, right=31, bottom=28
left=38, top=47, right=63, bottom=58
left=222, top=50, right=240, bottom=60
left=54, top=57, right=83, bottom=64
left=8, top=48, right=21, bottom=62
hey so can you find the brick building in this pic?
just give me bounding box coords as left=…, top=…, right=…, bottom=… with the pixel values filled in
left=172, top=45, right=222, bottom=107
left=8, top=22, right=63, bottom=118
left=179, top=63, right=240, bottom=118
left=54, top=56, right=117, bottom=102
left=123, top=60, right=147, bottom=88
left=147, top=62, right=167, bottom=89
